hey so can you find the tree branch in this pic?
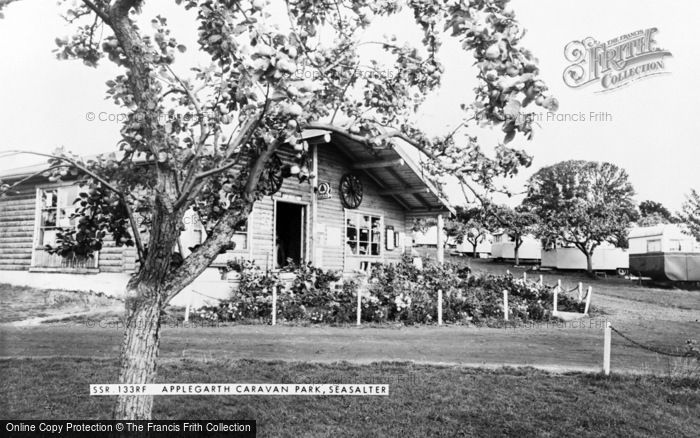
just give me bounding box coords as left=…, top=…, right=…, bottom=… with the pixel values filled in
left=81, top=0, right=111, bottom=25
left=0, top=165, right=67, bottom=196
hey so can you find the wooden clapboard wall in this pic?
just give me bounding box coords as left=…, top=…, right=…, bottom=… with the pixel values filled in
left=0, top=184, right=36, bottom=270
left=315, top=142, right=407, bottom=272
left=246, top=141, right=409, bottom=272
left=0, top=180, right=138, bottom=273
left=1, top=142, right=411, bottom=274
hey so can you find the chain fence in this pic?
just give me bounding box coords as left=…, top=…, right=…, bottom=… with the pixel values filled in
left=610, top=325, right=698, bottom=359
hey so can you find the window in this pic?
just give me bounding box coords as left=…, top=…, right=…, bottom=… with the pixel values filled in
left=668, top=239, right=682, bottom=252
left=32, top=185, right=98, bottom=271
left=219, top=195, right=248, bottom=251
left=346, top=212, right=381, bottom=256
left=646, top=239, right=662, bottom=252
left=184, top=208, right=247, bottom=252
left=232, top=222, right=248, bottom=250
left=37, top=186, right=79, bottom=247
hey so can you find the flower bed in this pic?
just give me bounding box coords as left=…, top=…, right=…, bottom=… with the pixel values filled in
left=194, top=257, right=585, bottom=325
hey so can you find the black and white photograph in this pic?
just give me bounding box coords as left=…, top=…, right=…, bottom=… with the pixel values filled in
left=0, top=0, right=698, bottom=436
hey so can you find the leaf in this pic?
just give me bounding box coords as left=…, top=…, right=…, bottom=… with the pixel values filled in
left=503, top=98, right=521, bottom=118
left=504, top=130, right=516, bottom=144
left=177, top=44, right=187, bottom=53
left=542, top=97, right=559, bottom=112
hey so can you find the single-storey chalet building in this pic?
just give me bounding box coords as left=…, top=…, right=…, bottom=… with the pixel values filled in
left=0, top=130, right=453, bottom=306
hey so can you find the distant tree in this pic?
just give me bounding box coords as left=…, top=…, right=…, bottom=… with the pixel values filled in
left=678, top=189, right=700, bottom=241
left=445, top=206, right=498, bottom=257
left=639, top=200, right=672, bottom=220
left=638, top=200, right=675, bottom=226
left=410, top=217, right=437, bottom=234
left=524, top=160, right=636, bottom=274
left=492, top=204, right=537, bottom=266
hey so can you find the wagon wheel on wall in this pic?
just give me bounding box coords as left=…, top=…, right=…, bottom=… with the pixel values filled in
left=340, top=173, right=363, bottom=209
left=258, top=153, right=284, bottom=195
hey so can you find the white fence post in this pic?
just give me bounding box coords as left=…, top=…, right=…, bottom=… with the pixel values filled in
left=438, top=290, right=443, bottom=326
left=523, top=271, right=527, bottom=282
left=553, top=282, right=559, bottom=315
left=584, top=286, right=593, bottom=315
left=184, top=294, right=192, bottom=322
left=357, top=287, right=362, bottom=326
left=539, top=275, right=543, bottom=286
left=578, top=282, right=583, bottom=303
left=503, top=290, right=509, bottom=321
left=506, top=269, right=510, bottom=276
left=271, top=285, right=277, bottom=326
left=603, top=321, right=611, bottom=375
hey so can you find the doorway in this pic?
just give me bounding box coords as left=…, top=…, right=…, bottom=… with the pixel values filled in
left=275, top=201, right=306, bottom=268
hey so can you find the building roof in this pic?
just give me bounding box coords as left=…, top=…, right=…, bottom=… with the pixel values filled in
left=2, top=128, right=454, bottom=215
left=628, top=224, right=689, bottom=240
left=307, top=129, right=454, bottom=215
left=0, top=162, right=50, bottom=180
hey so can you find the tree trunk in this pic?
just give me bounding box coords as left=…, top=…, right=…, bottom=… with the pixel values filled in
left=114, top=290, right=163, bottom=419
left=472, top=242, right=478, bottom=258
left=514, top=242, right=521, bottom=266
left=113, top=204, right=180, bottom=420
left=111, top=200, right=254, bottom=420
left=586, top=252, right=593, bottom=274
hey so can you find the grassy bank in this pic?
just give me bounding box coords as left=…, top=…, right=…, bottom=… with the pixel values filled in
left=0, top=283, right=120, bottom=323
left=1, top=358, right=698, bottom=437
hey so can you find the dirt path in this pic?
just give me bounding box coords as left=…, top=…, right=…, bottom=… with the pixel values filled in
left=4, top=304, right=124, bottom=327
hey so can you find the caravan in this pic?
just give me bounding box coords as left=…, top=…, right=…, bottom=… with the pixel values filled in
left=541, top=244, right=629, bottom=274
left=490, top=232, right=541, bottom=262
left=628, top=224, right=700, bottom=282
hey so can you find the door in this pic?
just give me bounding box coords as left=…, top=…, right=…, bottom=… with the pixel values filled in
left=275, top=201, right=306, bottom=268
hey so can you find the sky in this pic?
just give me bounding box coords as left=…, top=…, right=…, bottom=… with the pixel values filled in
left=0, top=0, right=698, bottom=211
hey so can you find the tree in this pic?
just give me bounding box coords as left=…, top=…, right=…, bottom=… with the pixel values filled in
left=638, top=200, right=674, bottom=226
left=492, top=204, right=536, bottom=265
left=524, top=160, right=636, bottom=274
left=445, top=205, right=497, bottom=257
left=678, top=189, right=700, bottom=241
left=0, top=0, right=555, bottom=419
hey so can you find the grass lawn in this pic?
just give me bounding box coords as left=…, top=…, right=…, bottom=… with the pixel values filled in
left=1, top=358, right=698, bottom=437
left=465, top=259, right=700, bottom=311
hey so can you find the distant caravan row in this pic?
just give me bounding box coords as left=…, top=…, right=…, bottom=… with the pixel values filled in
left=414, top=224, right=700, bottom=282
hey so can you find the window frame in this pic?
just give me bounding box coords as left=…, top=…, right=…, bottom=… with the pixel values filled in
left=344, top=210, right=383, bottom=258
left=646, top=239, right=662, bottom=253
left=30, top=183, right=100, bottom=272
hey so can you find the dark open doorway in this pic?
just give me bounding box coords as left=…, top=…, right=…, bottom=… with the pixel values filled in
left=275, top=201, right=305, bottom=268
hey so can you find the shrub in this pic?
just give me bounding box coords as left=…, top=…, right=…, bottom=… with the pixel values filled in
left=195, top=257, right=588, bottom=325
left=197, top=261, right=355, bottom=324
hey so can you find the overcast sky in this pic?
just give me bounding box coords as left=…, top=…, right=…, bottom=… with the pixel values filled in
left=0, top=0, right=698, bottom=211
